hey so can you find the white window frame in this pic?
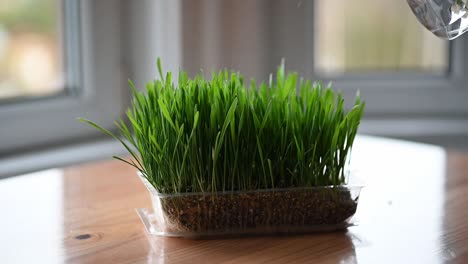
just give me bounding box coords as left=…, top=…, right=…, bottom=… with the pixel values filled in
left=0, top=0, right=129, bottom=176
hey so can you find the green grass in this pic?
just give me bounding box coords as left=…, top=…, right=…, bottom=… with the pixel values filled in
left=80, top=59, right=365, bottom=194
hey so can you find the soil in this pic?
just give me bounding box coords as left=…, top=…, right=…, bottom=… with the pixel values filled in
left=157, top=188, right=358, bottom=235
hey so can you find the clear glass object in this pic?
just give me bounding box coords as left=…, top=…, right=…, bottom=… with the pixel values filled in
left=407, top=0, right=468, bottom=39
left=137, top=174, right=363, bottom=238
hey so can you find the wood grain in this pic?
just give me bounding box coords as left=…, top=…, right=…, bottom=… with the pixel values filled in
left=1, top=135, right=468, bottom=263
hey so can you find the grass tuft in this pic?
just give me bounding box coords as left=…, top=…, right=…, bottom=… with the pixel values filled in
left=80, top=59, right=365, bottom=194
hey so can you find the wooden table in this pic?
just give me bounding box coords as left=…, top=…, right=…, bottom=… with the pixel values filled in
left=1, top=136, right=467, bottom=264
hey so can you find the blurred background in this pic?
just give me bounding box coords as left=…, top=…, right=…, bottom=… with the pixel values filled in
left=0, top=0, right=63, bottom=99
left=0, top=0, right=467, bottom=178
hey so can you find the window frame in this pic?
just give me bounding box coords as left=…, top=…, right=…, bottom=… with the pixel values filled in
left=311, top=40, right=468, bottom=116
left=0, top=0, right=129, bottom=155
left=303, top=2, right=468, bottom=136
left=316, top=36, right=468, bottom=136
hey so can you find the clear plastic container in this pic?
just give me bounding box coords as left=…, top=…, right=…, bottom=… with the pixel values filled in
left=407, top=0, right=468, bottom=39
left=137, top=174, right=363, bottom=238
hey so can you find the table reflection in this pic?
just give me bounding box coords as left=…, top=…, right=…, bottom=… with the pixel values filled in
left=0, top=169, right=64, bottom=264
left=350, top=136, right=446, bottom=263
left=145, top=231, right=357, bottom=263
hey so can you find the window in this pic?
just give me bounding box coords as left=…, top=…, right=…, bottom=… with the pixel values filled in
left=0, top=1, right=128, bottom=159
left=0, top=0, right=64, bottom=100
left=314, top=0, right=449, bottom=75
left=177, top=0, right=468, bottom=136
left=180, top=1, right=452, bottom=77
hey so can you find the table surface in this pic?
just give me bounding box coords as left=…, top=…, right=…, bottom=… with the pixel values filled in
left=1, top=135, right=468, bottom=264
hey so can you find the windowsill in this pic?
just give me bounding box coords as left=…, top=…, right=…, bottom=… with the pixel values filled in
left=361, top=118, right=468, bottom=152
left=0, top=138, right=127, bottom=179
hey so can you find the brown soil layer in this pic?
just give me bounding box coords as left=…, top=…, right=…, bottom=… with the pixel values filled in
left=158, top=188, right=358, bottom=233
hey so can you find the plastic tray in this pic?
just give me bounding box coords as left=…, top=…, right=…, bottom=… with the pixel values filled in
left=137, top=174, right=362, bottom=238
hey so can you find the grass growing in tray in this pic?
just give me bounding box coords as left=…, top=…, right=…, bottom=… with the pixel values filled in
left=80, top=59, right=365, bottom=194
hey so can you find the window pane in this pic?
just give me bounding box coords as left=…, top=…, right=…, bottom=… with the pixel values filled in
left=314, top=0, right=449, bottom=75
left=0, top=0, right=63, bottom=100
